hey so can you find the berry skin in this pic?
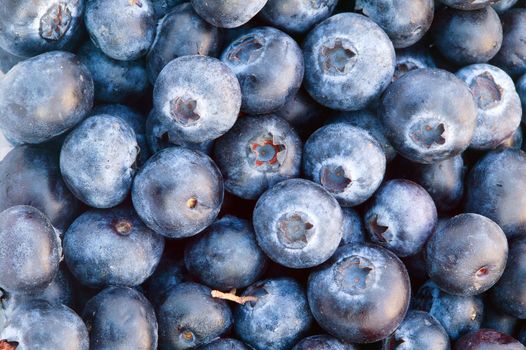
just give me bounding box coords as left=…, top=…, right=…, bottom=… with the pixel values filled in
left=0, top=206, right=61, bottom=294
left=259, top=0, right=339, bottom=34
left=60, top=114, right=139, bottom=208
left=147, top=3, right=221, bottom=83
left=158, top=282, right=233, bottom=350
left=82, top=286, right=158, bottom=350
left=292, top=334, right=359, bottom=350
left=340, top=207, right=366, bottom=246
left=0, top=51, right=94, bottom=145
left=438, top=0, right=498, bottom=10
left=308, top=243, right=411, bottom=344
left=491, top=238, right=526, bottom=319
left=491, top=9, right=526, bottom=77
left=0, top=300, right=88, bottom=350
left=190, top=0, right=269, bottom=28
left=214, top=114, right=302, bottom=200
left=234, top=278, right=313, bottom=350
left=426, top=213, right=508, bottom=296
left=303, top=13, right=395, bottom=111
left=465, top=148, right=526, bottom=239
left=381, top=311, right=450, bottom=350
left=63, top=206, right=165, bottom=289
left=221, top=27, right=304, bottom=114
left=197, top=338, right=251, bottom=350
left=85, top=0, right=156, bottom=61
left=0, top=145, right=79, bottom=231
left=78, top=41, right=149, bottom=104
left=132, top=147, right=224, bottom=239
left=365, top=179, right=437, bottom=257
left=454, top=329, right=525, bottom=350
left=379, top=68, right=477, bottom=164
left=253, top=179, right=343, bottom=269
left=355, top=0, right=435, bottom=49
left=184, top=215, right=268, bottom=290
left=433, top=6, right=502, bottom=65
left=303, top=123, right=386, bottom=206
left=412, top=281, right=484, bottom=341
left=153, top=55, right=241, bottom=143
left=0, top=0, right=84, bottom=57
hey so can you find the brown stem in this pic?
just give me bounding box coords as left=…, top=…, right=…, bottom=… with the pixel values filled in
left=0, top=340, right=18, bottom=350
left=211, top=290, right=258, bottom=305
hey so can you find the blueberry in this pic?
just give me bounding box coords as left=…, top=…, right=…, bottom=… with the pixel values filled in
left=426, top=213, right=508, bottom=296
left=143, top=255, right=185, bottom=307
left=77, top=41, right=149, bottom=103
left=333, top=109, right=397, bottom=162
left=147, top=3, right=221, bottom=84
left=303, top=123, right=386, bottom=206
left=60, top=114, right=139, bottom=208
left=145, top=109, right=214, bottom=155
left=365, top=179, right=437, bottom=257
left=340, top=207, right=366, bottom=246
left=456, top=64, right=521, bottom=150
left=132, top=147, right=224, bottom=238
left=274, top=88, right=328, bottom=140
left=492, top=0, right=519, bottom=13
left=393, top=45, right=437, bottom=81
left=482, top=304, right=518, bottom=336
left=412, top=280, right=484, bottom=340
left=233, top=278, right=313, bottom=350
left=253, top=179, right=342, bottom=268
left=0, top=0, right=84, bottom=57
left=82, top=286, right=158, bottom=350
left=259, top=0, right=339, bottom=34
left=1, top=265, right=77, bottom=326
left=158, top=282, right=233, bottom=349
left=0, top=206, right=61, bottom=294
left=491, top=9, right=526, bottom=77
left=0, top=145, right=79, bottom=231
left=0, top=300, right=88, bottom=350
left=221, top=27, right=304, bottom=114
left=403, top=155, right=465, bottom=212
left=190, top=0, right=269, bottom=28
left=197, top=338, right=251, bottom=350
left=381, top=310, right=450, bottom=350
left=465, top=148, right=526, bottom=239
left=438, top=0, right=498, bottom=10
left=151, top=0, right=185, bottom=19
left=214, top=114, right=302, bottom=200
left=308, top=243, right=411, bottom=343
left=153, top=55, right=241, bottom=143
left=433, top=6, right=502, bottom=65
left=185, top=216, right=267, bottom=290
left=454, top=329, right=525, bottom=350
left=355, top=0, right=434, bottom=49
left=64, top=206, right=164, bottom=288
left=303, top=13, right=395, bottom=111
left=292, top=334, right=359, bottom=350
left=90, top=104, right=150, bottom=166
left=491, top=238, right=526, bottom=318
left=0, top=51, right=94, bottom=145
left=379, top=68, right=477, bottom=164
left=85, top=0, right=156, bottom=61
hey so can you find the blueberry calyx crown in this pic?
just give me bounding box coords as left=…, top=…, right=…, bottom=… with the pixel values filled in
left=112, top=219, right=133, bottom=236
left=409, top=121, right=446, bottom=149
left=228, top=35, right=264, bottom=64
left=247, top=133, right=286, bottom=172
left=334, top=255, right=375, bottom=294
left=368, top=215, right=389, bottom=243
left=277, top=212, right=314, bottom=249
left=39, top=2, right=72, bottom=41
left=320, top=164, right=351, bottom=193
left=170, top=97, right=200, bottom=126
left=319, top=38, right=357, bottom=75
left=470, top=72, right=503, bottom=110
left=129, top=0, right=143, bottom=7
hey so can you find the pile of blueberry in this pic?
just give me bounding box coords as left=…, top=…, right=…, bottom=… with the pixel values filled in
left=1, top=0, right=526, bottom=349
